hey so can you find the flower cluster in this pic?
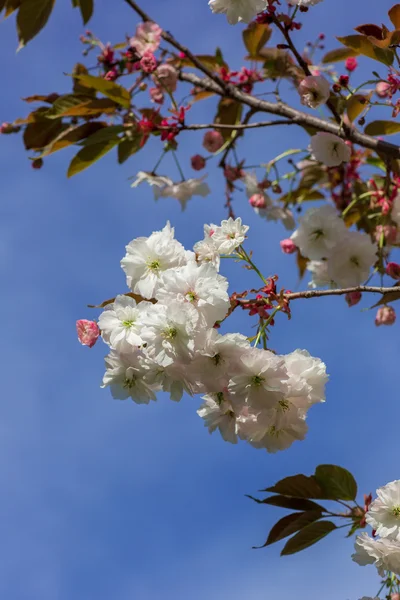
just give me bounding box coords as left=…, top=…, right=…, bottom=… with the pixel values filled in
left=353, top=480, right=400, bottom=577
left=290, top=205, right=377, bottom=288
left=81, top=220, right=328, bottom=453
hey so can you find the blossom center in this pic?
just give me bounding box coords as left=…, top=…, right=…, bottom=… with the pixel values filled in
left=122, top=319, right=135, bottom=328
left=123, top=376, right=136, bottom=389
left=216, top=391, right=224, bottom=405
left=279, top=399, right=290, bottom=411
left=350, top=256, right=360, bottom=267
left=163, top=326, right=177, bottom=340
left=392, top=506, right=400, bottom=518
left=311, top=228, right=324, bottom=240
left=185, top=290, right=198, bottom=303
left=148, top=258, right=161, bottom=271
left=212, top=353, right=222, bottom=366
left=251, top=375, right=265, bottom=387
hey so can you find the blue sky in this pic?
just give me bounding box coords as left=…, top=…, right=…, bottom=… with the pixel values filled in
left=0, top=1, right=399, bottom=598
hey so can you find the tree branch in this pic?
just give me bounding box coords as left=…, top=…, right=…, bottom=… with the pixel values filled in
left=285, top=286, right=396, bottom=301
left=165, top=120, right=296, bottom=131
left=179, top=72, right=400, bottom=159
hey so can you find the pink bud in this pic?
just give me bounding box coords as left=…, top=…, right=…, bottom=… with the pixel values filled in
left=391, top=594, right=400, bottom=600
left=280, top=239, right=297, bottom=254
left=249, top=193, right=267, bottom=209
left=140, top=50, right=157, bottom=73
left=191, top=154, right=206, bottom=170
left=203, top=130, right=224, bottom=153
left=375, top=305, right=396, bottom=326
left=149, top=86, right=164, bottom=104
left=386, top=262, right=400, bottom=279
left=376, top=81, right=391, bottom=98
left=345, top=57, right=358, bottom=72
left=76, top=319, right=100, bottom=347
left=345, top=291, right=362, bottom=307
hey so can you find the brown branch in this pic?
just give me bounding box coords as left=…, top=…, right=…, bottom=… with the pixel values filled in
left=165, top=120, right=296, bottom=131
left=123, top=0, right=227, bottom=91
left=179, top=72, right=400, bottom=159
left=285, top=286, right=396, bottom=301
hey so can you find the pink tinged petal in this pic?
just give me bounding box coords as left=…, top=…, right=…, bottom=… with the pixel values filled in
left=76, top=319, right=100, bottom=348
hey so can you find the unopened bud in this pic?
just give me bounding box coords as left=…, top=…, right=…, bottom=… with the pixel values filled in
left=386, top=262, right=400, bottom=279
left=280, top=238, right=297, bottom=254
left=203, top=130, right=224, bottom=153
left=345, top=57, right=358, bottom=72
left=272, top=184, right=282, bottom=194
left=191, top=154, right=206, bottom=171
left=76, top=319, right=100, bottom=348
left=376, top=81, right=391, bottom=98
left=375, top=305, right=396, bottom=326
left=249, top=193, right=267, bottom=209
left=345, top=291, right=362, bottom=307
left=31, top=158, right=43, bottom=170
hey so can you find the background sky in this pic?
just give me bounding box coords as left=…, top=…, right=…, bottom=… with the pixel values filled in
left=1, top=1, right=399, bottom=598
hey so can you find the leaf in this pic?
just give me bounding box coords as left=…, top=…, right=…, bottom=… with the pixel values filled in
left=39, top=122, right=106, bottom=157
left=255, top=511, right=323, bottom=549
left=297, top=250, right=309, bottom=281
left=364, top=120, right=400, bottom=136
left=389, top=4, right=400, bottom=29
left=264, top=474, right=324, bottom=499
left=246, top=495, right=326, bottom=512
left=67, top=139, right=118, bottom=177
left=347, top=93, right=372, bottom=123
left=322, top=47, right=359, bottom=64
left=177, top=54, right=229, bottom=71
left=190, top=90, right=215, bottom=103
left=22, top=94, right=55, bottom=103
left=74, top=75, right=131, bottom=108
left=72, top=63, right=96, bottom=96
left=242, top=22, right=271, bottom=57
left=79, top=125, right=125, bottom=146
left=17, top=0, right=55, bottom=47
left=46, top=94, right=118, bottom=118
left=370, top=284, right=400, bottom=308
left=314, top=465, right=357, bottom=501
left=337, top=35, right=394, bottom=66
left=23, top=119, right=66, bottom=150
left=117, top=134, right=142, bottom=164
left=261, top=48, right=302, bottom=80
left=72, top=0, right=93, bottom=24
left=281, top=521, right=336, bottom=556
left=344, top=209, right=362, bottom=228
left=366, top=156, right=386, bottom=171
left=354, top=24, right=385, bottom=39
left=214, top=98, right=243, bottom=141
left=4, top=0, right=21, bottom=18
left=88, top=292, right=156, bottom=309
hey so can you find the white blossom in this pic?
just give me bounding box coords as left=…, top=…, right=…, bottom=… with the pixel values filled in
left=98, top=295, right=150, bottom=352
left=291, top=205, right=347, bottom=260
left=210, top=217, right=250, bottom=254
left=193, top=237, right=221, bottom=270
left=264, top=206, right=296, bottom=231
left=121, top=222, right=188, bottom=299
left=142, top=359, right=197, bottom=402
left=197, top=391, right=238, bottom=444
left=298, top=76, right=331, bottom=109
left=208, top=0, right=267, bottom=24
left=307, top=260, right=333, bottom=288
left=101, top=350, right=157, bottom=404
left=327, top=231, right=377, bottom=287
left=154, top=177, right=210, bottom=211
left=352, top=532, right=400, bottom=577
left=310, top=132, right=351, bottom=167
left=130, top=171, right=173, bottom=191
left=366, top=480, right=400, bottom=541
left=284, top=349, right=329, bottom=411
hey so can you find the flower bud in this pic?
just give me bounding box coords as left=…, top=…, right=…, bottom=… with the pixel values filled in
left=140, top=50, right=157, bottom=73
left=345, top=291, right=362, bottom=307
left=391, top=594, right=400, bottom=600
left=376, top=81, right=391, bottom=98
left=345, top=57, right=358, bottom=72
left=203, top=130, right=224, bottom=153
left=76, top=319, right=100, bottom=347
left=386, top=262, right=400, bottom=279
left=191, top=154, right=206, bottom=170
left=249, top=193, right=267, bottom=209
left=280, top=238, right=297, bottom=254
left=375, top=305, right=396, bottom=326
left=149, top=86, right=164, bottom=104
left=32, top=158, right=43, bottom=170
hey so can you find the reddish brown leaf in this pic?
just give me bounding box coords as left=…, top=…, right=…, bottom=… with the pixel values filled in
left=389, top=4, right=400, bottom=28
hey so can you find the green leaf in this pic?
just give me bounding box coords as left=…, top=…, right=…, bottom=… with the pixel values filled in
left=364, top=120, right=400, bottom=136
left=46, top=94, right=118, bottom=118
left=314, top=465, right=357, bottom=501
left=117, top=134, right=142, bottom=164
left=281, top=521, right=336, bottom=556
left=255, top=511, right=323, bottom=549
left=73, top=75, right=131, bottom=108
left=39, top=122, right=107, bottom=157
left=264, top=474, right=324, bottom=499
left=72, top=0, right=93, bottom=24
left=322, top=47, right=359, bottom=64
left=67, top=139, right=118, bottom=177
left=214, top=98, right=243, bottom=141
left=242, top=22, right=271, bottom=57
left=347, top=93, right=371, bottom=123
left=337, top=35, right=394, bottom=66
left=17, top=0, right=55, bottom=47
left=72, top=63, right=96, bottom=96
left=366, top=156, right=387, bottom=172
left=246, top=495, right=326, bottom=512
left=23, top=119, right=66, bottom=150
left=80, top=125, right=125, bottom=146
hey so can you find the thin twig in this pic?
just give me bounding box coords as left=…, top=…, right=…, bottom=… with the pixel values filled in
left=285, top=286, right=396, bottom=301
left=157, top=120, right=296, bottom=131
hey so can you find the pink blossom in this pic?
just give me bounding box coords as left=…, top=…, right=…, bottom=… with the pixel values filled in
left=375, top=305, right=396, bottom=326
left=140, top=50, right=157, bottom=73
left=104, top=68, right=118, bottom=81
left=149, top=86, right=164, bottom=104
left=376, top=81, right=391, bottom=98
left=153, top=63, right=178, bottom=93
left=76, top=320, right=100, bottom=348
left=130, top=21, right=162, bottom=55
left=203, top=130, right=224, bottom=153
left=280, top=238, right=297, bottom=254
left=374, top=224, right=397, bottom=245
left=391, top=594, right=400, bottom=600
left=191, top=154, right=206, bottom=170
left=298, top=75, right=330, bottom=108
left=249, top=193, right=267, bottom=209
left=386, top=262, right=400, bottom=279
left=345, top=291, right=362, bottom=307
left=345, top=57, right=358, bottom=72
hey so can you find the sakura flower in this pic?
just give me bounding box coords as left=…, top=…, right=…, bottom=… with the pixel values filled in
left=284, top=349, right=329, bottom=409
left=310, top=132, right=351, bottom=167
left=121, top=222, right=188, bottom=299
left=298, top=75, right=331, bottom=109
left=307, top=260, right=333, bottom=288
left=152, top=63, right=178, bottom=92
left=98, top=295, right=150, bottom=352
left=130, top=21, right=162, bottom=56
left=203, top=130, right=224, bottom=153
left=193, top=237, right=221, bottom=270
left=352, top=532, right=400, bottom=577
left=291, top=205, right=347, bottom=260
left=280, top=239, right=297, bottom=254
left=208, top=0, right=267, bottom=24
left=228, top=348, right=289, bottom=411
left=197, top=391, right=238, bottom=444
left=366, top=480, right=400, bottom=541
left=76, top=319, right=100, bottom=348
left=155, top=262, right=230, bottom=326
left=210, top=217, right=249, bottom=254
left=154, top=177, right=210, bottom=211
left=264, top=206, right=296, bottom=231
left=130, top=171, right=173, bottom=191
left=140, top=302, right=199, bottom=367
left=327, top=231, right=377, bottom=287
left=142, top=359, right=197, bottom=402
left=375, top=305, right=396, bottom=327
left=101, top=350, right=157, bottom=404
